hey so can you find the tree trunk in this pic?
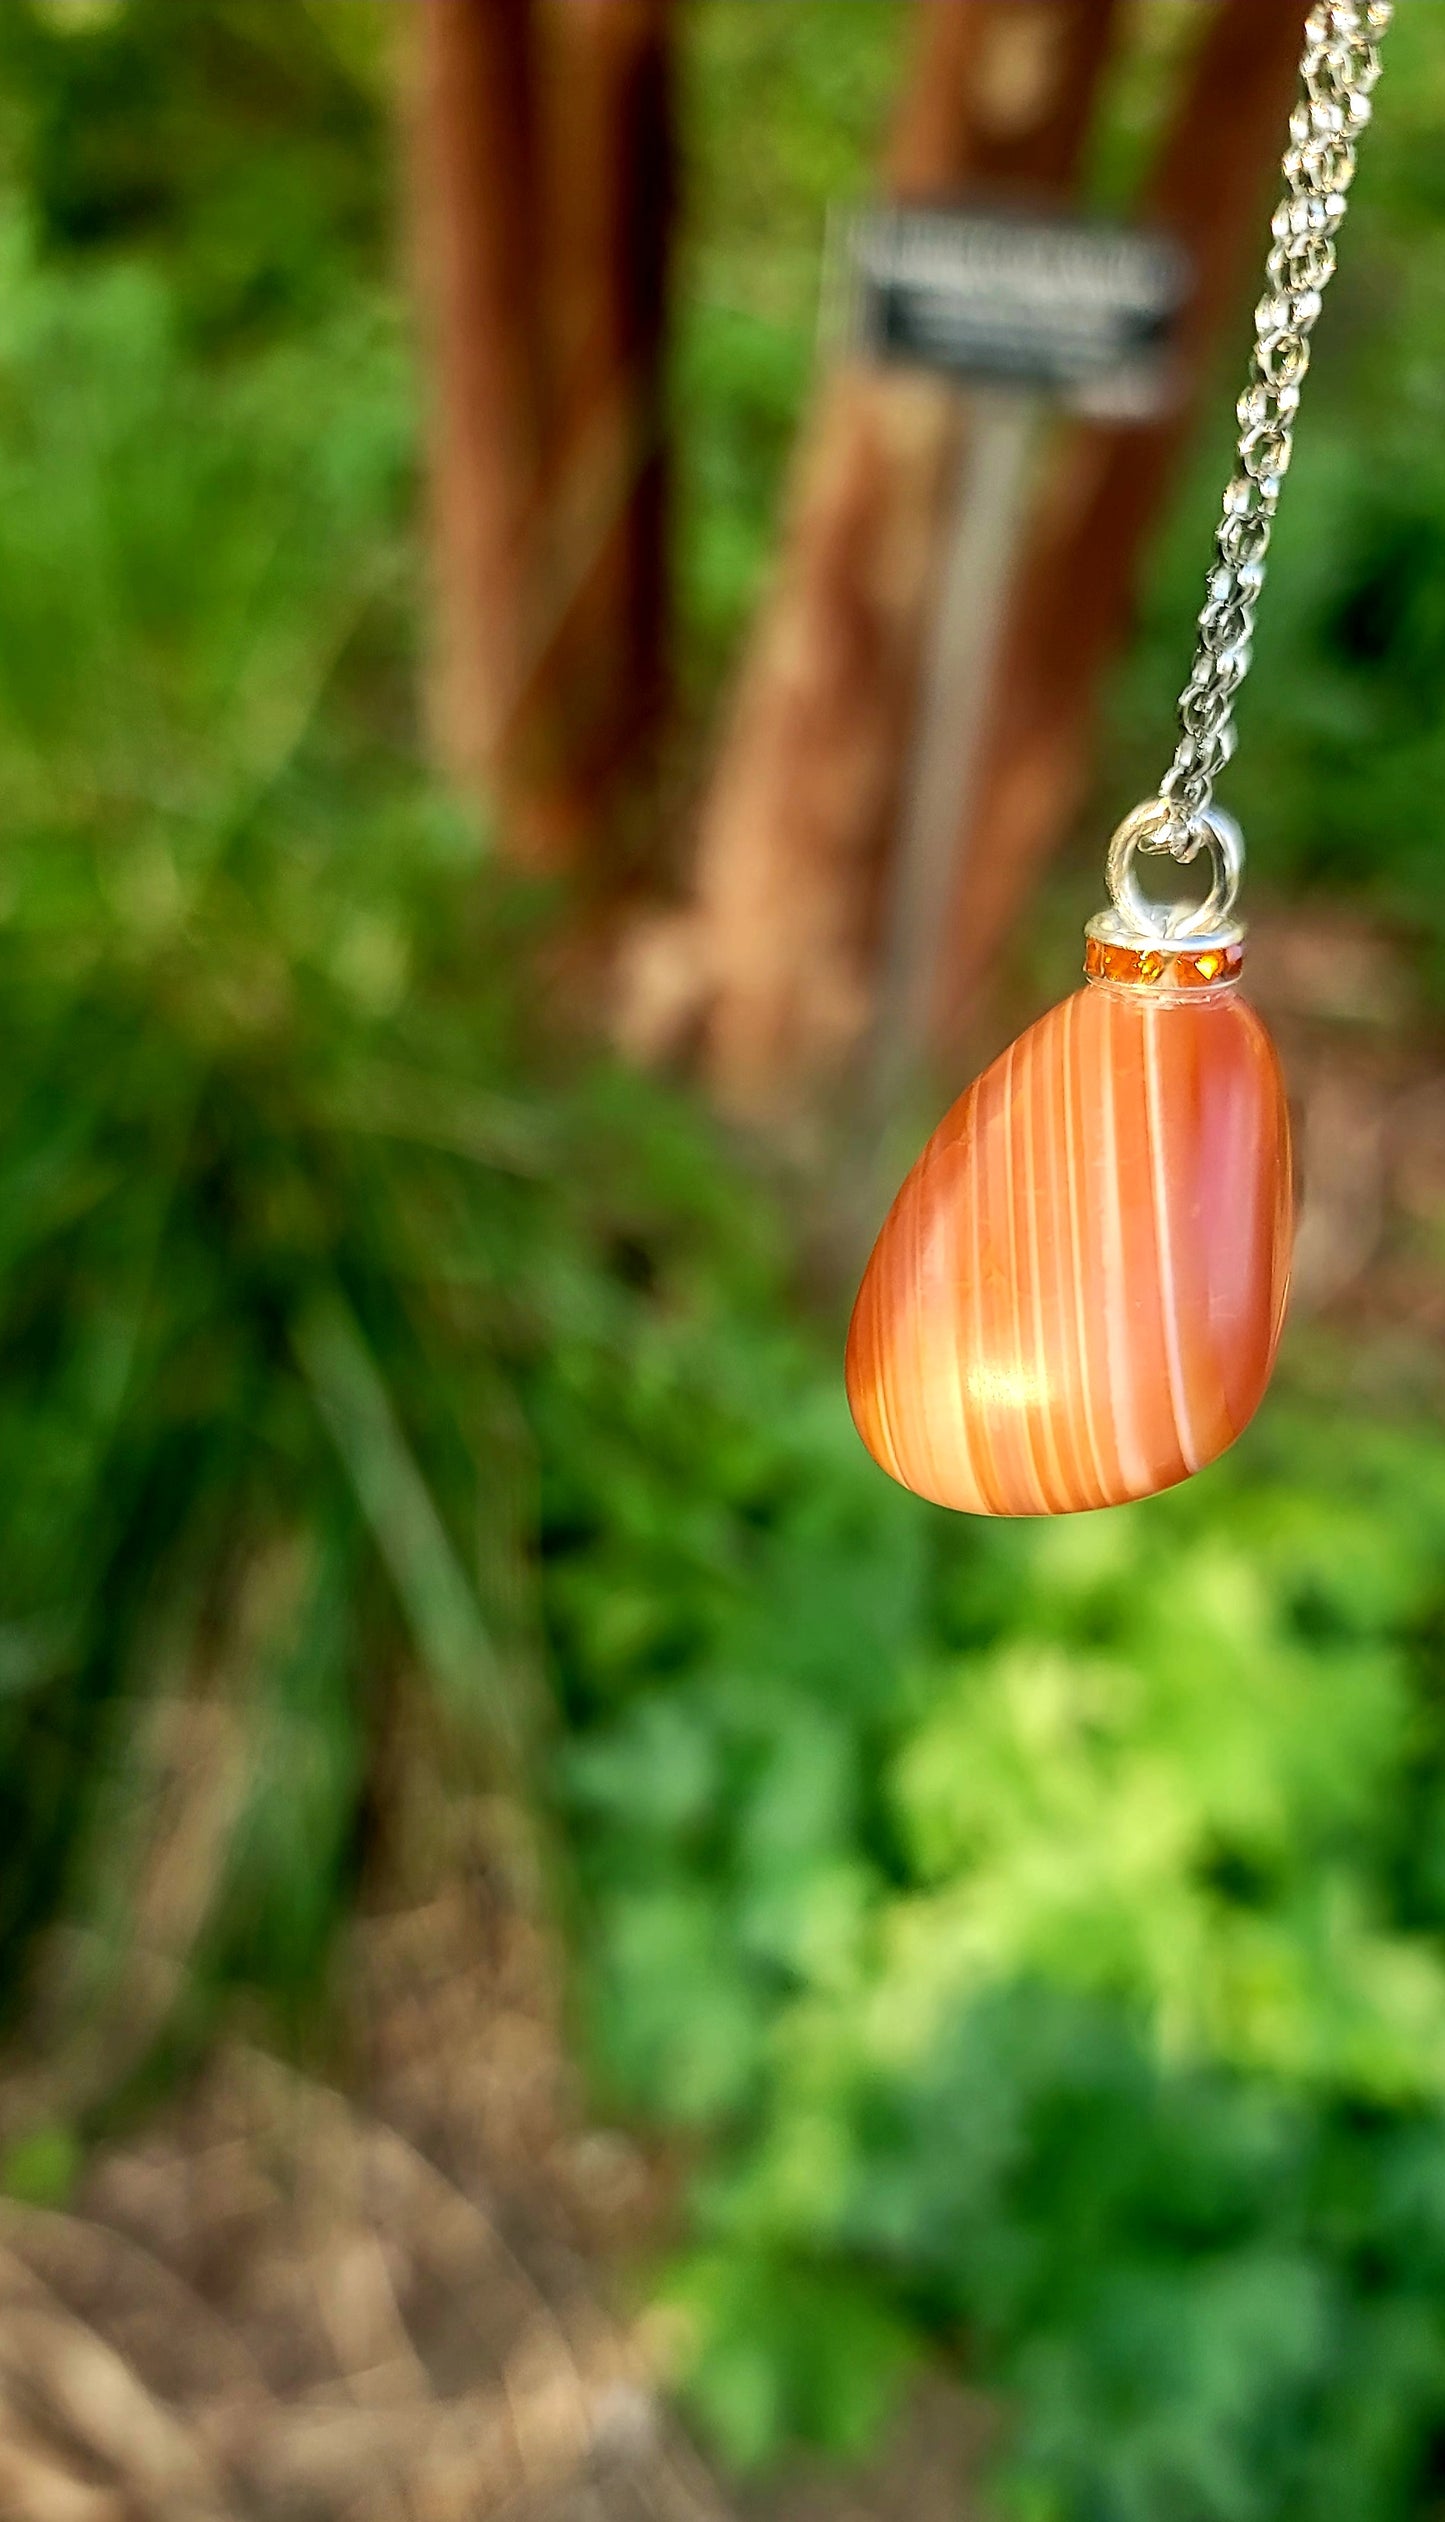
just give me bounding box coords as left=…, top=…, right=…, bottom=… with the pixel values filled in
left=411, top=0, right=673, bottom=879
left=662, top=0, right=1122, bottom=1121
left=537, top=0, right=674, bottom=891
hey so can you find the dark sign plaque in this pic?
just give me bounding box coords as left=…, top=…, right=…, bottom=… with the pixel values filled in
left=847, top=206, right=1189, bottom=419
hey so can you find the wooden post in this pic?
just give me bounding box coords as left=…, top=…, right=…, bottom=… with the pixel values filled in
left=537, top=0, right=674, bottom=886
left=935, top=0, right=1311, bottom=1031
left=411, top=0, right=673, bottom=880
left=658, top=0, right=1122, bottom=1120
left=869, top=390, right=1039, bottom=1128
left=410, top=0, right=570, bottom=868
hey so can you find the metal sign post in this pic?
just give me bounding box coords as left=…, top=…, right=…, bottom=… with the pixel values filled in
left=869, top=387, right=1038, bottom=1130
left=842, top=206, right=1188, bottom=1173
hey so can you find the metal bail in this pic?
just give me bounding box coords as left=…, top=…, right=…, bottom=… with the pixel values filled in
left=1101, top=799, right=1245, bottom=947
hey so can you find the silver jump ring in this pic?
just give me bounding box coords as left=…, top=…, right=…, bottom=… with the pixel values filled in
left=1106, top=801, right=1244, bottom=943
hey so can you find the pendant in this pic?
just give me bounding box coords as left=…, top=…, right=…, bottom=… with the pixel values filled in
left=846, top=809, right=1294, bottom=1516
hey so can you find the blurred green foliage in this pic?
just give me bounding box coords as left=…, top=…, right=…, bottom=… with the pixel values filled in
left=0, top=133, right=788, bottom=2051
left=562, top=1408, right=1445, bottom=2517
left=0, top=2119, right=79, bottom=2208
left=0, top=0, right=389, bottom=341
left=1, top=7, right=1445, bottom=2522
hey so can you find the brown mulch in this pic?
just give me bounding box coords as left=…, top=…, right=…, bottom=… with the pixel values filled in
left=0, top=1854, right=989, bottom=2522
left=0, top=1870, right=731, bottom=2522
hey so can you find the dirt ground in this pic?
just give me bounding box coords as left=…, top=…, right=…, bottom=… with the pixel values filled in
left=0, top=1850, right=992, bottom=2522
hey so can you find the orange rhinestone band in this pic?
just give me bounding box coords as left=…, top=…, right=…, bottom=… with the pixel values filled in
left=1084, top=936, right=1245, bottom=992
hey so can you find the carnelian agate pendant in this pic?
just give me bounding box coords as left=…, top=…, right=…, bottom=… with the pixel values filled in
left=846, top=932, right=1293, bottom=1517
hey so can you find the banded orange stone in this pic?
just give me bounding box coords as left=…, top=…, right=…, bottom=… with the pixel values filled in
left=846, top=979, right=1294, bottom=1515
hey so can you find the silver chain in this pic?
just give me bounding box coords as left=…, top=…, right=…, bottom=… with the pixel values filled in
left=1152, top=0, right=1392, bottom=865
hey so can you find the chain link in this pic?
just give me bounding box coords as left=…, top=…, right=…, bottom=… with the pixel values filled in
left=1152, top=0, right=1391, bottom=864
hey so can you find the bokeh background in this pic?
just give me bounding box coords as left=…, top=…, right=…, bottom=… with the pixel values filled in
left=0, top=5, right=1444, bottom=2519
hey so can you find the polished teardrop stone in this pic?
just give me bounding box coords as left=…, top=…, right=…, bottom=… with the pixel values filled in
left=846, top=981, right=1293, bottom=1516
